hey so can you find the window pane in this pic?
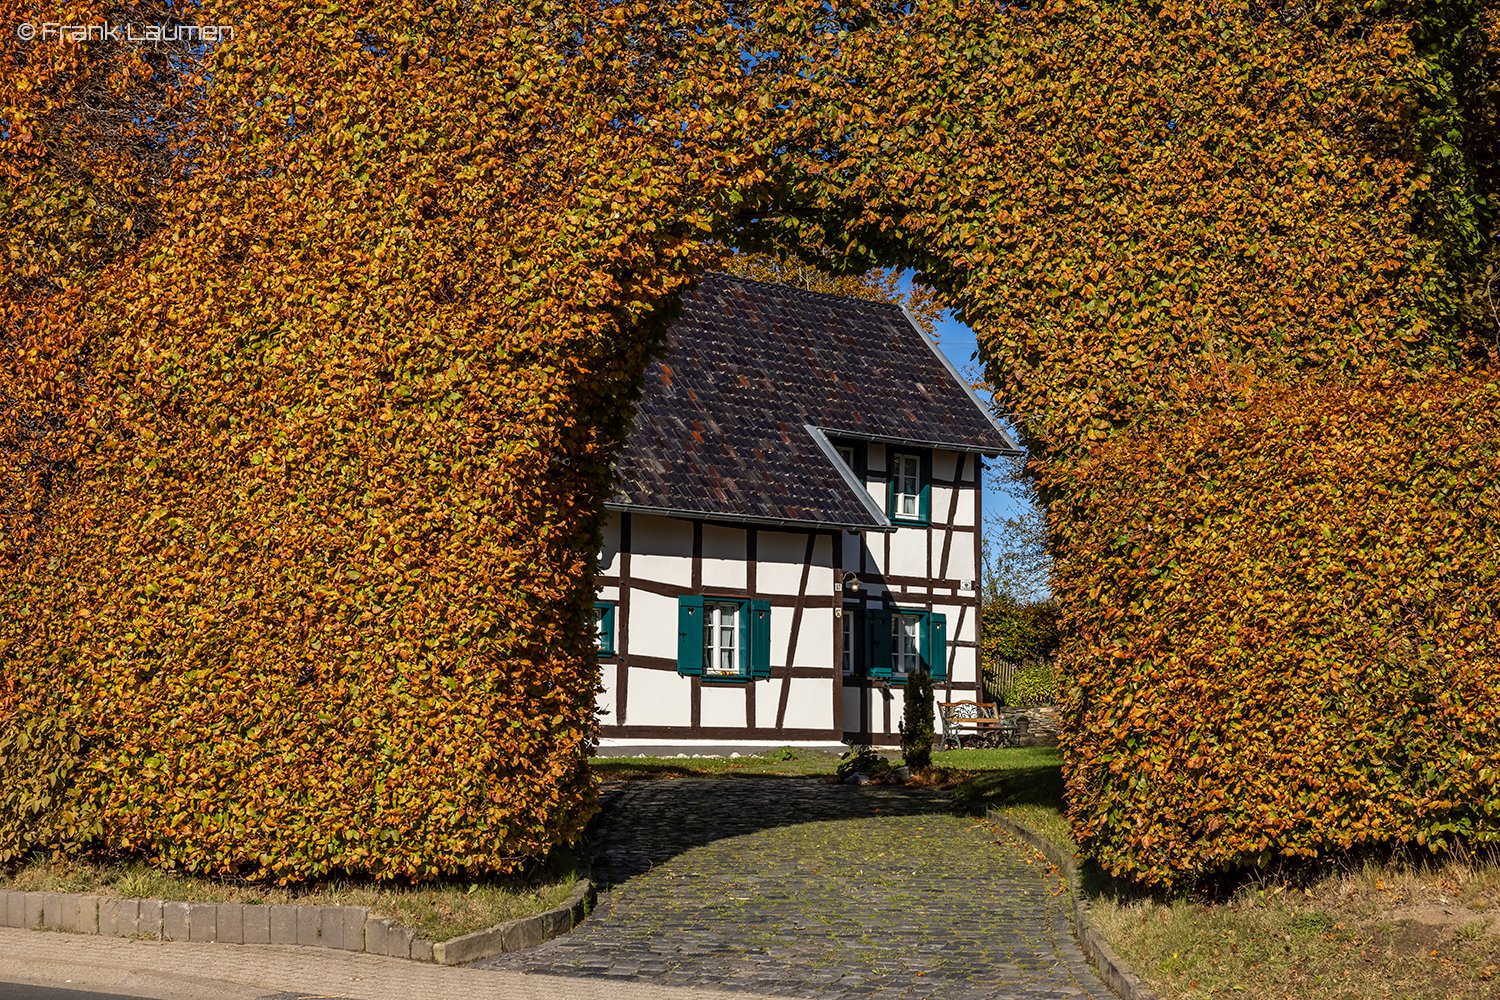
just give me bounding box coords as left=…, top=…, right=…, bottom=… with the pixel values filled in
left=703, top=601, right=741, bottom=676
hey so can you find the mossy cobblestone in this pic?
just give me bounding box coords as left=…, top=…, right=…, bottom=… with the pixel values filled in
left=480, top=777, right=1111, bottom=999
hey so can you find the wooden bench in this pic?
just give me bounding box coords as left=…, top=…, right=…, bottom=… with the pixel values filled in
left=938, top=700, right=1015, bottom=750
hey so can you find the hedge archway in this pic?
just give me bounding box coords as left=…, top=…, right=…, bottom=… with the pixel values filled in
left=3, top=0, right=1495, bottom=886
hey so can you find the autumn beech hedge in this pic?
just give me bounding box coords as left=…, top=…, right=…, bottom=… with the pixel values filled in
left=3, top=0, right=1497, bottom=885
left=0, top=1, right=775, bottom=879
left=1055, top=373, right=1500, bottom=886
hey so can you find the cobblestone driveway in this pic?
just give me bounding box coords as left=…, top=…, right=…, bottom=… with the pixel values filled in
left=480, top=777, right=1112, bottom=1000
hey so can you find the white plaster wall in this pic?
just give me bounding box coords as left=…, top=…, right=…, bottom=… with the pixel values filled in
left=594, top=675, right=618, bottom=725
left=629, top=590, right=681, bottom=660
left=629, top=515, right=693, bottom=588
left=949, top=477, right=977, bottom=528
left=841, top=687, right=863, bottom=732
left=932, top=449, right=959, bottom=484
left=701, top=524, right=748, bottom=591
left=789, top=606, right=834, bottom=667
left=841, top=531, right=862, bottom=576
left=754, top=677, right=834, bottom=732
left=699, top=683, right=748, bottom=729
left=755, top=679, right=783, bottom=729
left=758, top=530, right=820, bottom=596
left=599, top=513, right=621, bottom=576
left=889, top=527, right=928, bottom=578
left=624, top=668, right=694, bottom=727
left=781, top=677, right=833, bottom=731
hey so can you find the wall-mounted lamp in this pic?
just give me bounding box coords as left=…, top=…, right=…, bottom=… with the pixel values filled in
left=839, top=571, right=861, bottom=594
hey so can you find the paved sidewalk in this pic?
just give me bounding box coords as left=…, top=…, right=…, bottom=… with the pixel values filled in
left=482, top=777, right=1112, bottom=1000
left=0, top=926, right=793, bottom=1000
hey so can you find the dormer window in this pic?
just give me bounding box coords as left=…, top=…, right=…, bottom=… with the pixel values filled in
left=887, top=450, right=930, bottom=525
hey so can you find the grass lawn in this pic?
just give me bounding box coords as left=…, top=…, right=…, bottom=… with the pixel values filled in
left=592, top=747, right=848, bottom=779
left=1, top=857, right=579, bottom=942
left=933, top=746, right=1073, bottom=848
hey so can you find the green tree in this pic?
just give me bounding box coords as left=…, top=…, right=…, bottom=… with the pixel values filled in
left=900, top=668, right=935, bottom=771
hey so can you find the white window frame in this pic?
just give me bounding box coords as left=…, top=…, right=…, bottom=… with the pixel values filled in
left=836, top=444, right=856, bottom=470
left=891, top=612, right=922, bottom=678
left=594, top=606, right=608, bottom=650
left=892, top=452, right=922, bottom=519
left=703, top=600, right=743, bottom=678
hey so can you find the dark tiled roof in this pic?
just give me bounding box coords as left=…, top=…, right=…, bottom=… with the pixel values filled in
left=610, top=274, right=1017, bottom=530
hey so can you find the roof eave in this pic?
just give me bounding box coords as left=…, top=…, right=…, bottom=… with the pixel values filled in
left=603, top=500, right=895, bottom=533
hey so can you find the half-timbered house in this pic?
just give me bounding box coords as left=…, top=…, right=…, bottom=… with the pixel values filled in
left=594, top=274, right=1019, bottom=746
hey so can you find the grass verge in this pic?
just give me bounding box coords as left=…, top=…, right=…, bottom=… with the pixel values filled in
left=933, top=746, right=1500, bottom=1000
left=1, top=856, right=579, bottom=942
left=1088, top=852, right=1500, bottom=1000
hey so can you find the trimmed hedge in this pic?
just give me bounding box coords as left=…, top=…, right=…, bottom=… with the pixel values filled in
left=0, top=1, right=771, bottom=880
left=1058, top=372, right=1500, bottom=886
left=1004, top=660, right=1059, bottom=710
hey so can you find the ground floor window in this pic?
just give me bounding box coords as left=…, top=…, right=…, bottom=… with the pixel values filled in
left=594, top=601, right=616, bottom=657
left=676, top=595, right=773, bottom=681
left=891, top=612, right=922, bottom=679
left=704, top=600, right=742, bottom=677
left=842, top=606, right=861, bottom=676
left=855, top=607, right=948, bottom=683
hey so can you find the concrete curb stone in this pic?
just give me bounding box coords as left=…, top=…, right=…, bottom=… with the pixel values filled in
left=2, top=891, right=23, bottom=929
left=216, top=902, right=244, bottom=945
left=188, top=902, right=217, bottom=942
left=268, top=902, right=297, bottom=946
left=137, top=898, right=163, bottom=940
left=986, top=808, right=1161, bottom=1000
left=0, top=878, right=593, bottom=965
left=42, top=893, right=64, bottom=930
left=162, top=900, right=189, bottom=942
left=243, top=903, right=270, bottom=945
left=432, top=877, right=596, bottom=966
left=22, top=893, right=43, bottom=931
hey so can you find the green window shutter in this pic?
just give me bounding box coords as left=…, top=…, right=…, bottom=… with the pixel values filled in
left=866, top=610, right=893, bottom=679
left=748, top=600, right=772, bottom=679
left=919, top=451, right=932, bottom=525
left=594, top=602, right=616, bottom=657
left=677, top=596, right=704, bottom=676
left=925, top=612, right=948, bottom=682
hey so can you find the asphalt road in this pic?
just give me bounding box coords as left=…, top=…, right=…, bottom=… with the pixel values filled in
left=0, top=986, right=164, bottom=1000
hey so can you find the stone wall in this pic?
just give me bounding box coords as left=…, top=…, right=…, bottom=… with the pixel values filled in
left=996, top=705, right=1059, bottom=748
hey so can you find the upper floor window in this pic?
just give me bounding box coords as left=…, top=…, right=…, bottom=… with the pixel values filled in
left=887, top=450, right=930, bottom=525
left=836, top=444, right=856, bottom=470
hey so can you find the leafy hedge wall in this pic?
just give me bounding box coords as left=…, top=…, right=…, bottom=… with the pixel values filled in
left=0, top=1, right=772, bottom=879
left=1058, top=372, right=1500, bottom=884
left=766, top=0, right=1498, bottom=884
